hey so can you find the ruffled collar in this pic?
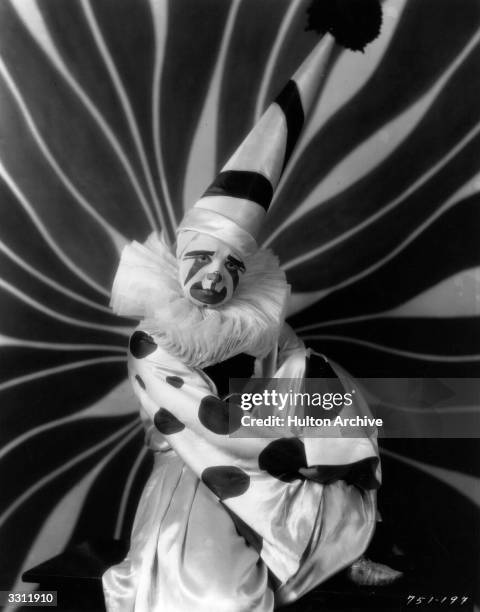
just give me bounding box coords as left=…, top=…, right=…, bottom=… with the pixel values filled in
left=110, top=233, right=289, bottom=368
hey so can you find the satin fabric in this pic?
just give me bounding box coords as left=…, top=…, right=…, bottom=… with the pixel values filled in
left=103, top=329, right=378, bottom=611
left=104, top=452, right=273, bottom=612
left=178, top=207, right=258, bottom=258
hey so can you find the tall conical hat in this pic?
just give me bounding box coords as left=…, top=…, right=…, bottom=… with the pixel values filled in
left=177, top=1, right=382, bottom=257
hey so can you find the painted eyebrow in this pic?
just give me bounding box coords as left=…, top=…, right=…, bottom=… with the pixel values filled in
left=183, top=250, right=215, bottom=257
left=227, top=255, right=245, bottom=270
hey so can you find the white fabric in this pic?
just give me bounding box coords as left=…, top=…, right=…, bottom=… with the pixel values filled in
left=110, top=232, right=289, bottom=367
left=177, top=207, right=258, bottom=257
left=102, top=335, right=378, bottom=611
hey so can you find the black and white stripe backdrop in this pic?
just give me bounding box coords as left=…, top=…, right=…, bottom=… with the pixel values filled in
left=0, top=0, right=478, bottom=600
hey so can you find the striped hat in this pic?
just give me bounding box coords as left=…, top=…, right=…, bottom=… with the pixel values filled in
left=177, top=34, right=335, bottom=258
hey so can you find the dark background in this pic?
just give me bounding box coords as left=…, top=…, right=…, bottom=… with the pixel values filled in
left=0, top=0, right=478, bottom=606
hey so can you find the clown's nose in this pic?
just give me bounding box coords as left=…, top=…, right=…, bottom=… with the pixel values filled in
left=203, top=272, right=222, bottom=289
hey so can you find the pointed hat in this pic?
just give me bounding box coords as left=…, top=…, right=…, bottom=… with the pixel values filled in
left=177, top=35, right=334, bottom=257
left=177, top=0, right=382, bottom=257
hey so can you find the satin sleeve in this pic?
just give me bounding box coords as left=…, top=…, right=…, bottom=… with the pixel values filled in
left=278, top=323, right=305, bottom=364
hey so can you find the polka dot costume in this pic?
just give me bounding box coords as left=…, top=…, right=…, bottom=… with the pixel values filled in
left=120, top=325, right=380, bottom=588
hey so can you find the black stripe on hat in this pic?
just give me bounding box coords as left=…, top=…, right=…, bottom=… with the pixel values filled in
left=275, top=80, right=305, bottom=171
left=204, top=170, right=273, bottom=211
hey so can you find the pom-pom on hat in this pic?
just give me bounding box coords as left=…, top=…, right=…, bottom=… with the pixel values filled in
left=306, top=0, right=383, bottom=52
left=177, top=1, right=382, bottom=258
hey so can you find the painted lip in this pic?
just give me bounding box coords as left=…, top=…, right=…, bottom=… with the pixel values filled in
left=190, top=284, right=227, bottom=305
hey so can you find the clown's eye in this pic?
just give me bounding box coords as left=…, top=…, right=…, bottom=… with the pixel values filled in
left=195, top=254, right=210, bottom=263
left=225, top=261, right=239, bottom=271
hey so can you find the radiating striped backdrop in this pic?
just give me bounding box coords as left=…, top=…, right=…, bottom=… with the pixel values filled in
left=0, top=0, right=479, bottom=599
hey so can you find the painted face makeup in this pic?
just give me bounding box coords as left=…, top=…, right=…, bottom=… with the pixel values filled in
left=178, top=234, right=246, bottom=307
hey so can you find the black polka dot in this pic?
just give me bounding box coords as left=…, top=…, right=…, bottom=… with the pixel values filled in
left=135, top=374, right=146, bottom=390
left=198, top=395, right=243, bottom=435
left=224, top=506, right=263, bottom=553
left=154, top=408, right=185, bottom=435
left=303, top=457, right=380, bottom=490
left=129, top=331, right=157, bottom=358
left=258, top=438, right=307, bottom=482
left=202, top=466, right=250, bottom=500
left=166, top=376, right=184, bottom=388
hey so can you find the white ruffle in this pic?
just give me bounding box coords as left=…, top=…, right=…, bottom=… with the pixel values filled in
left=110, top=232, right=289, bottom=367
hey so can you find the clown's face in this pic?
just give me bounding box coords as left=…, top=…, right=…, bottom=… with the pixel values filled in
left=178, top=234, right=245, bottom=307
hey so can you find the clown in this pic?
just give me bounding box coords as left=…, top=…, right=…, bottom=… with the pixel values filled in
left=177, top=233, right=245, bottom=307
left=103, top=11, right=401, bottom=612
